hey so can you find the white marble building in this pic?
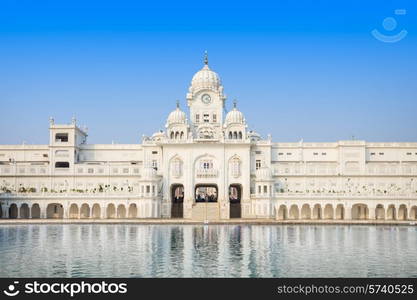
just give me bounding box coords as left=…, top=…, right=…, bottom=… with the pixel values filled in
left=1, top=55, right=417, bottom=221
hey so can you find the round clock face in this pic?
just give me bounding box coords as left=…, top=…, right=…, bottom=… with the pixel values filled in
left=201, top=94, right=211, bottom=104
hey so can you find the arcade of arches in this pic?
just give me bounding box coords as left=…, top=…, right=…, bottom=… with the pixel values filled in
left=2, top=201, right=416, bottom=221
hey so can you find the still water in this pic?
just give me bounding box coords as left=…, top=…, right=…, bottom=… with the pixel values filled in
left=0, top=224, right=416, bottom=277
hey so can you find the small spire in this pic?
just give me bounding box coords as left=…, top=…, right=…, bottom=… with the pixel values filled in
left=233, top=99, right=237, bottom=109
left=176, top=100, right=180, bottom=108
left=204, top=50, right=208, bottom=65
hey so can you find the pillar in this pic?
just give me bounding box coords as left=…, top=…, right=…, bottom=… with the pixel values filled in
left=368, top=206, right=375, bottom=220
left=345, top=204, right=352, bottom=220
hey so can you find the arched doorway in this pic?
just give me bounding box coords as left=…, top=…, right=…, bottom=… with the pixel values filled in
left=107, top=204, right=116, bottom=219
left=277, top=205, right=287, bottom=220
left=352, top=204, right=368, bottom=220
left=410, top=206, right=417, bottom=220
left=195, top=184, right=218, bottom=202
left=92, top=204, right=101, bottom=219
left=387, top=205, right=396, bottom=220
left=46, top=203, right=64, bottom=219
left=312, top=204, right=322, bottom=220
left=301, top=204, right=311, bottom=220
left=171, top=184, right=184, bottom=218
left=20, top=204, right=30, bottom=219
left=289, top=205, right=299, bottom=220
left=398, top=204, right=407, bottom=221
left=69, top=203, right=79, bottom=219
left=128, top=203, right=137, bottom=218
left=229, top=184, right=241, bottom=218
left=324, top=204, right=334, bottom=219
left=31, top=204, right=40, bottom=219
left=375, top=204, right=385, bottom=220
left=117, top=204, right=126, bottom=218
left=80, top=203, right=90, bottom=219
left=9, top=204, right=18, bottom=219
left=335, top=204, right=344, bottom=220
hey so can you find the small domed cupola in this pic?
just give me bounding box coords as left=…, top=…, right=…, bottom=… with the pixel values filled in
left=166, top=101, right=187, bottom=127
left=225, top=100, right=245, bottom=125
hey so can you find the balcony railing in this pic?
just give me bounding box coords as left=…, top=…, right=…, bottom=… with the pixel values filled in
left=196, top=168, right=218, bottom=178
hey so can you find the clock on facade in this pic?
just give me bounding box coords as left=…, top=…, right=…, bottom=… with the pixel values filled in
left=201, top=94, right=211, bottom=104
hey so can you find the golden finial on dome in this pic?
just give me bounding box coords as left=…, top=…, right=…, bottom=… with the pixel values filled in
left=176, top=100, right=180, bottom=108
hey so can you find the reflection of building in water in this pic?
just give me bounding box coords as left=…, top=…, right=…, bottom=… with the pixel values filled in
left=0, top=53, right=417, bottom=221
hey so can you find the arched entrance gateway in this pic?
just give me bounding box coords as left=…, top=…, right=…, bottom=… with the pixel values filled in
left=171, top=184, right=184, bottom=218
left=193, top=184, right=219, bottom=220
left=229, top=184, right=241, bottom=218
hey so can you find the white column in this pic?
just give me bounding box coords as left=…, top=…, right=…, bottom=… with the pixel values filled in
left=368, top=205, right=375, bottom=220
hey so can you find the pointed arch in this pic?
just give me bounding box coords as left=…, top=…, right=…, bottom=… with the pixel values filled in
left=277, top=205, right=287, bottom=220
left=301, top=204, right=311, bottom=219
left=324, top=204, right=334, bottom=219
left=69, top=203, right=79, bottom=219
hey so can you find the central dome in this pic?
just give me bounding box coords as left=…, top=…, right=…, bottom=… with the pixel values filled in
left=190, top=64, right=221, bottom=91
left=189, top=52, right=222, bottom=93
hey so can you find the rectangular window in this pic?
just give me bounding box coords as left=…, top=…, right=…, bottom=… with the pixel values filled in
left=379, top=152, right=384, bottom=155
left=313, top=152, right=318, bottom=155
left=278, top=152, right=283, bottom=156
left=152, top=160, right=158, bottom=170
left=406, top=152, right=412, bottom=155
left=255, top=160, right=261, bottom=170
left=322, top=152, right=327, bottom=155
left=370, top=153, right=375, bottom=155
left=263, top=185, right=267, bottom=193
left=88, top=168, right=94, bottom=174
left=195, top=114, right=200, bottom=123
left=146, top=185, right=150, bottom=193
left=98, top=168, right=104, bottom=174
left=255, top=151, right=262, bottom=154
left=55, top=133, right=68, bottom=142
left=123, top=168, right=129, bottom=174
left=213, top=114, right=217, bottom=122
left=258, top=186, right=261, bottom=193
left=113, top=168, right=118, bottom=174
left=152, top=151, right=158, bottom=154
left=55, top=162, right=69, bottom=168
left=203, top=114, right=209, bottom=123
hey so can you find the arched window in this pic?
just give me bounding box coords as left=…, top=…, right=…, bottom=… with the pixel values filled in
left=175, top=132, right=179, bottom=139
left=170, top=132, right=174, bottom=139
left=180, top=131, right=184, bottom=139
left=238, top=131, right=242, bottom=139
left=233, top=132, right=237, bottom=139
left=229, top=132, right=232, bottom=139
left=171, top=158, right=182, bottom=177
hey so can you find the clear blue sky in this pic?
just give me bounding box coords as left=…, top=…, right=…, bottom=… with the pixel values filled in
left=0, top=0, right=416, bottom=144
